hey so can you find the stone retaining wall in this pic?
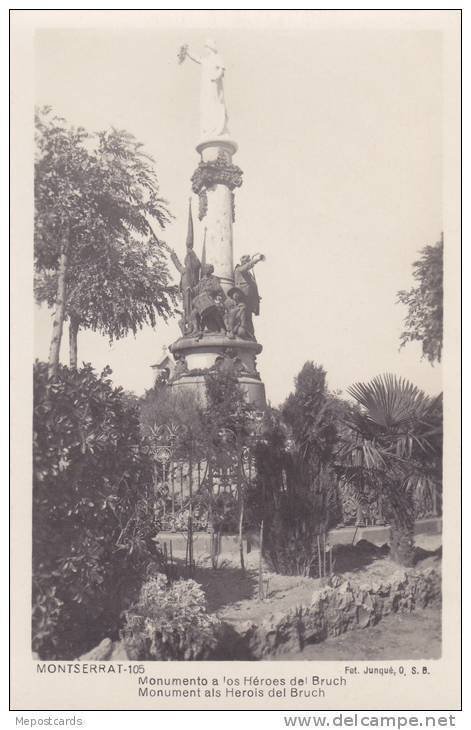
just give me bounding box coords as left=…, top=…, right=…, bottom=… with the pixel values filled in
left=217, top=566, right=441, bottom=660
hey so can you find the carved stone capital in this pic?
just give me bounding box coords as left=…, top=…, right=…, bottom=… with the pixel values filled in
left=191, top=155, right=243, bottom=196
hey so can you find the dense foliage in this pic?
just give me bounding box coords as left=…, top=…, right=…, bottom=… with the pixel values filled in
left=203, top=369, right=254, bottom=438
left=254, top=364, right=346, bottom=576
left=282, top=363, right=350, bottom=472
left=34, top=107, right=177, bottom=370
left=140, top=382, right=205, bottom=457
left=397, top=237, right=443, bottom=364
left=139, top=370, right=256, bottom=540
left=32, top=362, right=157, bottom=659
left=122, top=574, right=220, bottom=660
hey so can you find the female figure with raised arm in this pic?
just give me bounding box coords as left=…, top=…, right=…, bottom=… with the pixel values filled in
left=179, top=40, right=229, bottom=138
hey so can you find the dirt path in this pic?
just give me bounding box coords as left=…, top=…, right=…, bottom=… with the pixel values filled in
left=193, top=542, right=441, bottom=625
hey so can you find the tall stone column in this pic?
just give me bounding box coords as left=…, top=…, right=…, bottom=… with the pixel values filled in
left=164, top=41, right=266, bottom=409
left=191, top=138, right=242, bottom=293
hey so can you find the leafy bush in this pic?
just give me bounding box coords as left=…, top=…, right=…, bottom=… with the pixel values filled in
left=122, top=574, right=220, bottom=660
left=261, top=464, right=341, bottom=576
left=33, top=361, right=158, bottom=659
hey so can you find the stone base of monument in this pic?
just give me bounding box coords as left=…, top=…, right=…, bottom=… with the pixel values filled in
left=169, top=332, right=266, bottom=408
left=171, top=373, right=266, bottom=409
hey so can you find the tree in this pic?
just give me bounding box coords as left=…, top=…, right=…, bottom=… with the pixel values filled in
left=397, top=235, right=443, bottom=364
left=203, top=368, right=254, bottom=438
left=139, top=383, right=206, bottom=491
left=337, top=373, right=442, bottom=566
left=282, top=362, right=342, bottom=474
left=140, top=384, right=204, bottom=443
left=33, top=361, right=157, bottom=659
left=254, top=363, right=347, bottom=577
left=34, top=107, right=176, bottom=375
left=203, top=370, right=255, bottom=570
left=142, top=371, right=256, bottom=570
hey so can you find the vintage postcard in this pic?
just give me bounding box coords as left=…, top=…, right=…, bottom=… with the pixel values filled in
left=10, top=9, right=461, bottom=711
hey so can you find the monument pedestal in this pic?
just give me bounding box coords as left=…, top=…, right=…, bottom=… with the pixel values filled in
left=169, top=333, right=266, bottom=409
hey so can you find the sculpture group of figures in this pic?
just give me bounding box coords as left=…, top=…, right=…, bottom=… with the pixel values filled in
left=170, top=232, right=264, bottom=342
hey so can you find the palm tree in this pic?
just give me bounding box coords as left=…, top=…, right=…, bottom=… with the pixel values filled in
left=337, top=374, right=442, bottom=566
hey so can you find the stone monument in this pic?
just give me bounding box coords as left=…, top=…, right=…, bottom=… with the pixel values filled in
left=167, top=41, right=266, bottom=408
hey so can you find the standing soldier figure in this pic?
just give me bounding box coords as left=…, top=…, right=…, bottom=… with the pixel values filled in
left=233, top=253, right=265, bottom=337
left=170, top=199, right=201, bottom=333
left=191, top=264, right=226, bottom=337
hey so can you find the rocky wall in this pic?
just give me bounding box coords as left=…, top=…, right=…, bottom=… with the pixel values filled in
left=217, top=566, right=441, bottom=660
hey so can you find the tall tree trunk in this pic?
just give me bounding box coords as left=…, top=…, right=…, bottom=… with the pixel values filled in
left=69, top=315, right=80, bottom=369
left=48, top=244, right=68, bottom=379
left=237, top=457, right=245, bottom=573
left=258, top=520, right=264, bottom=600
left=389, top=494, right=415, bottom=566
left=238, top=498, right=245, bottom=574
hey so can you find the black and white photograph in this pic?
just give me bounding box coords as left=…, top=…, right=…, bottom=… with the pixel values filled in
left=10, top=8, right=461, bottom=712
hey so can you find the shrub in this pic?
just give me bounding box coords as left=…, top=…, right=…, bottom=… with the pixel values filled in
left=261, top=466, right=341, bottom=576
left=253, top=406, right=342, bottom=577
left=32, top=361, right=158, bottom=659
left=258, top=365, right=351, bottom=576
left=122, top=574, right=220, bottom=660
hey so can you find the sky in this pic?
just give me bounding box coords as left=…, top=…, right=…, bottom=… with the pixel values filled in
left=34, top=18, right=444, bottom=405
